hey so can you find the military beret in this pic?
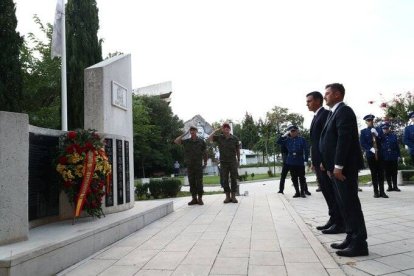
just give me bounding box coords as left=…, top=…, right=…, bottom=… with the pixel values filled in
left=363, top=114, right=375, bottom=121
left=409, top=111, right=414, bottom=119
left=222, top=123, right=231, bottom=129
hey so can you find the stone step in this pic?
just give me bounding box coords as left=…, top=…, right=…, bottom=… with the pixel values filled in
left=0, top=200, right=173, bottom=276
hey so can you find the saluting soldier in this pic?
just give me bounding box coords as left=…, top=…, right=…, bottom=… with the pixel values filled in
left=209, top=122, right=240, bottom=204
left=277, top=125, right=309, bottom=198
left=380, top=122, right=401, bottom=192
left=403, top=111, right=414, bottom=165
left=174, top=125, right=208, bottom=205
left=360, top=114, right=387, bottom=198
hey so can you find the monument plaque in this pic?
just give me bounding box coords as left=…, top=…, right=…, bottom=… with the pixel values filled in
left=112, top=81, right=128, bottom=110
left=105, top=138, right=114, bottom=207
left=116, top=139, right=124, bottom=204
left=124, top=140, right=130, bottom=203
left=28, top=133, right=59, bottom=221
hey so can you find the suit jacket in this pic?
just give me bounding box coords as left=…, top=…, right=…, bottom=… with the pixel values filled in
left=319, top=103, right=364, bottom=174
left=310, top=107, right=329, bottom=166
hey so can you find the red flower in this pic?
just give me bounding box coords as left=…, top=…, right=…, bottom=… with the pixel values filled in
left=66, top=145, right=74, bottom=154
left=59, top=156, right=68, bottom=164
left=85, top=142, right=95, bottom=151
left=68, top=131, right=77, bottom=140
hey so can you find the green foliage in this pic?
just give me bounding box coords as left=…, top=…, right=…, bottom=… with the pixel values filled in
left=254, top=106, right=305, bottom=164
left=382, top=92, right=414, bottom=133
left=251, top=173, right=255, bottom=179
left=147, top=178, right=182, bottom=198
left=66, top=0, right=103, bottom=129
left=239, top=113, right=260, bottom=150
left=132, top=95, right=183, bottom=177
left=135, top=182, right=150, bottom=199
left=0, top=0, right=23, bottom=112
left=20, top=16, right=61, bottom=128
left=267, top=169, right=273, bottom=177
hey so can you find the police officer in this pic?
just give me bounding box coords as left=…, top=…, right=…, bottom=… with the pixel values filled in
left=174, top=125, right=208, bottom=205
left=360, top=114, right=386, bottom=198
left=277, top=134, right=290, bottom=194
left=277, top=125, right=309, bottom=198
left=403, top=111, right=414, bottom=165
left=209, top=122, right=240, bottom=203
left=380, top=122, right=401, bottom=192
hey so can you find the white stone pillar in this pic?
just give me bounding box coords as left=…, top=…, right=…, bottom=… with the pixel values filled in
left=0, top=111, right=29, bottom=245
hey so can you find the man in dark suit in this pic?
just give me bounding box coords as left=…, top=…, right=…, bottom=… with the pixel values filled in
left=306, top=91, right=344, bottom=234
left=319, top=83, right=368, bottom=257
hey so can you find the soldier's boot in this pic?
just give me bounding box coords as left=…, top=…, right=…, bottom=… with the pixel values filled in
left=231, top=192, right=238, bottom=203
left=223, top=192, right=232, bottom=204
left=300, top=183, right=306, bottom=198
left=197, top=194, right=204, bottom=205
left=393, top=183, right=401, bottom=192
left=386, top=181, right=393, bottom=192
left=292, top=182, right=300, bottom=198
left=188, top=195, right=198, bottom=205
left=379, top=183, right=388, bottom=198
left=373, top=182, right=380, bottom=196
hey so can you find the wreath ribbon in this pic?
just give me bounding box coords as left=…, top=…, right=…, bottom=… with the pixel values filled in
left=74, top=150, right=97, bottom=217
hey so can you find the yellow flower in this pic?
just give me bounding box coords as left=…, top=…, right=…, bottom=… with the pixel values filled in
left=69, top=153, right=83, bottom=164
left=56, top=164, right=66, bottom=173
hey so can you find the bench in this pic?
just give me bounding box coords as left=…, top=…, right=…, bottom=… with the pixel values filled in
left=397, top=170, right=414, bottom=185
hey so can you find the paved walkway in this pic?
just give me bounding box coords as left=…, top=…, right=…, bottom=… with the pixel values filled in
left=59, top=179, right=414, bottom=276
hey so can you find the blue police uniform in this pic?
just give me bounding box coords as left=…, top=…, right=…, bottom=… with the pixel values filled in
left=381, top=123, right=401, bottom=192
left=277, top=126, right=309, bottom=197
left=403, top=122, right=414, bottom=163
left=359, top=114, right=386, bottom=197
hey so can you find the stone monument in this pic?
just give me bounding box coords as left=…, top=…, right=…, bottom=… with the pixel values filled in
left=84, top=54, right=134, bottom=213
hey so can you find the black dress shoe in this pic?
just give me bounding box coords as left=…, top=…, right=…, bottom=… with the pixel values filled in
left=322, top=224, right=345, bottom=234
left=300, top=192, right=306, bottom=198
left=316, top=221, right=334, bottom=231
left=387, top=187, right=393, bottom=192
left=336, top=245, right=369, bottom=257
left=278, top=190, right=284, bottom=194
left=316, top=187, right=322, bottom=192
left=373, top=193, right=380, bottom=198
left=305, top=190, right=311, bottom=196
left=380, top=192, right=389, bottom=198
left=331, top=239, right=351, bottom=249
left=293, top=192, right=300, bottom=198
left=393, top=187, right=401, bottom=192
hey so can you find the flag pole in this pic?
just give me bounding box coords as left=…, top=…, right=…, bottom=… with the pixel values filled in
left=61, top=1, right=67, bottom=131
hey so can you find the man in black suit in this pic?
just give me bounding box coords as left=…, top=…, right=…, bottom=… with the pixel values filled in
left=306, top=91, right=344, bottom=234
left=319, top=83, right=368, bottom=257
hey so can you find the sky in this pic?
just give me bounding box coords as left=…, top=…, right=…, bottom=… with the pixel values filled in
left=14, top=0, right=414, bottom=128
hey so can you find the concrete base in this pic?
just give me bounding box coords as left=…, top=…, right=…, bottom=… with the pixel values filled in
left=0, top=200, right=173, bottom=276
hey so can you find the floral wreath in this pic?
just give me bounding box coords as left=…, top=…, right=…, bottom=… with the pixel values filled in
left=56, top=129, right=111, bottom=219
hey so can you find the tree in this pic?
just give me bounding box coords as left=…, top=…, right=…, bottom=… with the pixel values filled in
left=133, top=95, right=183, bottom=177
left=20, top=16, right=61, bottom=129
left=66, top=0, right=102, bottom=129
left=0, top=0, right=23, bottom=112
left=254, top=106, right=305, bottom=165
left=382, top=91, right=414, bottom=129
left=239, top=112, right=259, bottom=150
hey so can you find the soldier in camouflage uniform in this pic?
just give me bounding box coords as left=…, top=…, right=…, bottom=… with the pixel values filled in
left=209, top=122, right=240, bottom=203
left=174, top=125, right=208, bottom=205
